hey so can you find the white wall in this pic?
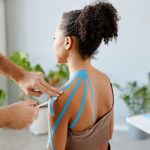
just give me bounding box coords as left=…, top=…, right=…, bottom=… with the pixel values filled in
left=95, top=0, right=150, bottom=127
left=4, top=0, right=150, bottom=127
left=0, top=0, right=6, bottom=55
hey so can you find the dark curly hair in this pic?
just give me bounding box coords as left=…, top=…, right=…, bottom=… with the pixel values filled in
left=60, top=0, right=119, bottom=59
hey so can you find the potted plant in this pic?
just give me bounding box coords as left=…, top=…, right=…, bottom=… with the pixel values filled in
left=114, top=73, right=150, bottom=139
left=48, top=64, right=69, bottom=87
left=9, top=51, right=69, bottom=135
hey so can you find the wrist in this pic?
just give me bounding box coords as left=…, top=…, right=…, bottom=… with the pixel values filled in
left=0, top=53, right=27, bottom=83
left=12, top=67, right=27, bottom=83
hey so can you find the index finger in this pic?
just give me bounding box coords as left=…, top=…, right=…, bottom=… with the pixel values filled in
left=40, top=79, right=63, bottom=95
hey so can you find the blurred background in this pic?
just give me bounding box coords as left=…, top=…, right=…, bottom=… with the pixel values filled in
left=0, top=0, right=150, bottom=150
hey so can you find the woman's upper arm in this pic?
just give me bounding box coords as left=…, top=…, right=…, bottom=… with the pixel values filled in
left=47, top=93, right=71, bottom=150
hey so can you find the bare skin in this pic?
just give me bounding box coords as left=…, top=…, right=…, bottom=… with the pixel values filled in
left=47, top=25, right=114, bottom=150
left=0, top=54, right=62, bottom=129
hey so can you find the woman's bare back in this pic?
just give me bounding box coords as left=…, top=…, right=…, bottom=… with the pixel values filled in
left=68, top=68, right=114, bottom=133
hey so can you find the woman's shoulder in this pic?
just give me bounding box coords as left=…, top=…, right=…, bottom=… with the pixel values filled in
left=50, top=80, right=77, bottom=118
left=93, top=68, right=112, bottom=84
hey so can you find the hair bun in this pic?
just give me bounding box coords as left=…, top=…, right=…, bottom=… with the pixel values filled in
left=76, top=1, right=119, bottom=45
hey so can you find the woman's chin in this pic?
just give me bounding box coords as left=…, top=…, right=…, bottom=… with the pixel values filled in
left=56, top=59, right=67, bottom=64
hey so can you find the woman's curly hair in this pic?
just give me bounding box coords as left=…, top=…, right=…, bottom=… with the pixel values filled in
left=60, top=0, right=120, bottom=59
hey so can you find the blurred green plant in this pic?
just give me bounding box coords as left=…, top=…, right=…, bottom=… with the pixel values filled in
left=0, top=89, right=6, bottom=106
left=9, top=52, right=32, bottom=71
left=10, top=51, right=47, bottom=81
left=48, top=64, right=69, bottom=86
left=113, top=73, right=150, bottom=115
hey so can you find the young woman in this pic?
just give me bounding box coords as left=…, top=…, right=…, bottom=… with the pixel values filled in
left=47, top=1, right=119, bottom=150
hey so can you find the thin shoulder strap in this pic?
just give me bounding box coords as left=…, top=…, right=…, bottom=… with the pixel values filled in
left=104, top=74, right=114, bottom=110
left=110, top=82, right=114, bottom=110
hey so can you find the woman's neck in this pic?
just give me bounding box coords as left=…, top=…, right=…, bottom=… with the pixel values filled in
left=67, top=55, right=93, bottom=76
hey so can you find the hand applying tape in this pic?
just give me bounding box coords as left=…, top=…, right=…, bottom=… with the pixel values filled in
left=38, top=97, right=58, bottom=108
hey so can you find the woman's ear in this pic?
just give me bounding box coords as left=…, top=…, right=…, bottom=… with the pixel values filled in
left=64, top=36, right=72, bottom=51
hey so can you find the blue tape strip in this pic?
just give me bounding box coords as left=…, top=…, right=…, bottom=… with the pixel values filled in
left=49, top=69, right=86, bottom=116
left=47, top=120, right=55, bottom=150
left=87, top=74, right=96, bottom=123
left=47, top=69, right=96, bottom=150
left=48, top=76, right=83, bottom=149
left=69, top=73, right=87, bottom=128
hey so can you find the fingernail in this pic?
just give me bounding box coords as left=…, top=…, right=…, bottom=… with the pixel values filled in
left=54, top=97, right=57, bottom=100
left=60, top=90, right=63, bottom=94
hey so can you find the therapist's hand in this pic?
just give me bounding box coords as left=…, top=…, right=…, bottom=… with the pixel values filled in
left=18, top=71, right=62, bottom=97
left=5, top=100, right=39, bottom=130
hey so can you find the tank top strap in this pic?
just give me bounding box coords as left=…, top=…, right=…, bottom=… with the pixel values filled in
left=104, top=74, right=114, bottom=109
left=110, top=82, right=114, bottom=109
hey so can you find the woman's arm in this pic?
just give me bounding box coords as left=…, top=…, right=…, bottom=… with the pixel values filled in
left=47, top=92, right=71, bottom=150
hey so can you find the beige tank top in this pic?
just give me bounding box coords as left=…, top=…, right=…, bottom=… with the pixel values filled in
left=66, top=83, right=114, bottom=150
